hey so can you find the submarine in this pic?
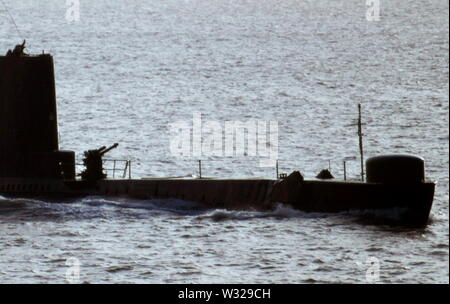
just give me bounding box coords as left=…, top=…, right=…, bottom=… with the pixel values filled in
left=0, top=43, right=436, bottom=226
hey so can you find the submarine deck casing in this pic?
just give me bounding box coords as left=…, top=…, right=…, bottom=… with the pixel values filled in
left=0, top=175, right=435, bottom=226
left=0, top=51, right=436, bottom=226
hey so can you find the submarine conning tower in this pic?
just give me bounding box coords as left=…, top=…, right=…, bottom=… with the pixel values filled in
left=0, top=50, right=75, bottom=180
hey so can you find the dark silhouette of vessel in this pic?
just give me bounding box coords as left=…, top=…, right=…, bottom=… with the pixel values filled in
left=0, top=43, right=436, bottom=226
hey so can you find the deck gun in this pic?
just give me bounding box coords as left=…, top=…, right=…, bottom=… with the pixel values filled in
left=80, top=143, right=119, bottom=181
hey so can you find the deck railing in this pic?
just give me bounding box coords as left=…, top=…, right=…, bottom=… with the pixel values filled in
left=102, top=159, right=131, bottom=179
left=74, top=157, right=360, bottom=181
left=76, top=159, right=132, bottom=179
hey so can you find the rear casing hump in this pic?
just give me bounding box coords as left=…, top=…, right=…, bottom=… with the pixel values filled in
left=366, top=154, right=425, bottom=184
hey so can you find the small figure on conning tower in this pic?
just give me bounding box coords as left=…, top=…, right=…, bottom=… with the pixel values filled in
left=6, top=40, right=27, bottom=56
left=80, top=143, right=118, bottom=181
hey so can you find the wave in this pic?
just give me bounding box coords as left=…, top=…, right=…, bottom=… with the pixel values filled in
left=0, top=195, right=327, bottom=222
left=194, top=204, right=331, bottom=222
left=0, top=196, right=433, bottom=226
left=78, top=196, right=206, bottom=215
left=0, top=195, right=208, bottom=220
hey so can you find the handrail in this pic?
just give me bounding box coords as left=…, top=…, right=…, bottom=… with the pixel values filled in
left=102, top=159, right=131, bottom=179
left=74, top=157, right=360, bottom=181
left=76, top=159, right=132, bottom=179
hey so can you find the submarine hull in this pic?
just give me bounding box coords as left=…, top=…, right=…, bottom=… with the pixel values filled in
left=0, top=177, right=435, bottom=226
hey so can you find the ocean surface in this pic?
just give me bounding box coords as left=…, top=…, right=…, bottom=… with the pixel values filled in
left=0, top=0, right=448, bottom=283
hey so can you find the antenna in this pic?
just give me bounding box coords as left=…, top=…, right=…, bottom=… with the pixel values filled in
left=347, top=104, right=365, bottom=181
left=357, top=104, right=364, bottom=181
left=0, top=0, right=24, bottom=41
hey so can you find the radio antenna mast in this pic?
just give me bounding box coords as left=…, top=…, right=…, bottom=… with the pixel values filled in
left=357, top=104, right=364, bottom=181
left=0, top=0, right=24, bottom=40
left=347, top=104, right=365, bottom=181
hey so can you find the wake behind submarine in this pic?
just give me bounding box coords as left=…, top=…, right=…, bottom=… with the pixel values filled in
left=0, top=43, right=436, bottom=226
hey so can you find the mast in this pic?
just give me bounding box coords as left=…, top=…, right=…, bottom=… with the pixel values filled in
left=357, top=104, right=364, bottom=182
